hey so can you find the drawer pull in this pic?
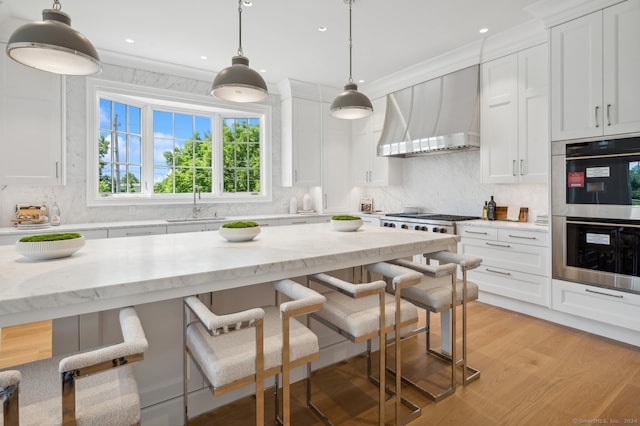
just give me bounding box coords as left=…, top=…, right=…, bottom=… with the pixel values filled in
left=585, top=289, right=623, bottom=299
left=508, top=234, right=536, bottom=240
left=485, top=268, right=511, bottom=276
left=485, top=242, right=511, bottom=248
left=464, top=230, right=488, bottom=235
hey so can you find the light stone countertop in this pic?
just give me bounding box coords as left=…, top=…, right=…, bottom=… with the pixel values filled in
left=0, top=213, right=331, bottom=236
left=0, top=223, right=458, bottom=327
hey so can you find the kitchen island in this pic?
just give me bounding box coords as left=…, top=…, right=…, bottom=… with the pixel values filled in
left=0, top=223, right=458, bottom=423
left=0, top=222, right=458, bottom=327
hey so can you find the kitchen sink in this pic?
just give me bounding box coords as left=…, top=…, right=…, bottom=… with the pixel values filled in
left=165, top=217, right=226, bottom=223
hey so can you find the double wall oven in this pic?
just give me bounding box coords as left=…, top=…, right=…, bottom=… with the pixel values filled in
left=552, top=136, right=640, bottom=294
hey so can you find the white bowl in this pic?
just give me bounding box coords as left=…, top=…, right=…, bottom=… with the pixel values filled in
left=330, top=219, right=363, bottom=232
left=219, top=226, right=261, bottom=242
left=16, top=236, right=85, bottom=260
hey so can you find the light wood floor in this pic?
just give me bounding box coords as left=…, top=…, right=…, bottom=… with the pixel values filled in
left=1, top=305, right=638, bottom=425
left=190, top=303, right=640, bottom=425
left=0, top=320, right=51, bottom=369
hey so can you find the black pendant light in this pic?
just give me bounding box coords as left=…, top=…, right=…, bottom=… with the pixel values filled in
left=210, top=0, right=268, bottom=103
left=6, top=0, right=100, bottom=75
left=330, top=0, right=372, bottom=120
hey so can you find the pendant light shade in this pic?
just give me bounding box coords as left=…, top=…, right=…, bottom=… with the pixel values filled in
left=330, top=0, right=372, bottom=119
left=6, top=4, right=100, bottom=76
left=210, top=55, right=268, bottom=102
left=210, top=1, right=267, bottom=103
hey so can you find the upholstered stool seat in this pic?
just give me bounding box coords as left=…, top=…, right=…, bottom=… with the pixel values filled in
left=0, top=307, right=148, bottom=426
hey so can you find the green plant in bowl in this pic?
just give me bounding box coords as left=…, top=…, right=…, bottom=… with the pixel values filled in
left=331, top=215, right=361, bottom=221
left=16, top=233, right=85, bottom=260
left=220, top=221, right=261, bottom=241
left=221, top=221, right=259, bottom=228
left=330, top=215, right=363, bottom=232
left=19, top=233, right=82, bottom=242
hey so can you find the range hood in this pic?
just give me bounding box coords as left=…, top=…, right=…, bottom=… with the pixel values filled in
left=377, top=65, right=480, bottom=157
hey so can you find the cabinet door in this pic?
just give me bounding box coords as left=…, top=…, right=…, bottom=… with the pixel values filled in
left=518, top=44, right=549, bottom=183
left=0, top=49, right=63, bottom=185
left=321, top=103, right=350, bottom=213
left=292, top=97, right=321, bottom=186
left=481, top=54, right=518, bottom=183
left=603, top=0, right=640, bottom=136
left=368, top=97, right=394, bottom=186
left=350, top=116, right=371, bottom=186
left=550, top=12, right=603, bottom=140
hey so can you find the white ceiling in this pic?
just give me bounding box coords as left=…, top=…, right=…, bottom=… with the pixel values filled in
left=0, top=0, right=540, bottom=89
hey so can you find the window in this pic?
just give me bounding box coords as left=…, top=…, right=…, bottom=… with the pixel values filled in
left=87, top=79, right=271, bottom=206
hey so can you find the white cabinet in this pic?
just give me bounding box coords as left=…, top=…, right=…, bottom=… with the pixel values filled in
left=317, top=102, right=351, bottom=213
left=551, top=0, right=640, bottom=140
left=481, top=43, right=548, bottom=184
left=458, top=223, right=550, bottom=306
left=0, top=44, right=64, bottom=185
left=279, top=82, right=322, bottom=187
left=552, top=279, right=640, bottom=332
left=351, top=97, right=400, bottom=187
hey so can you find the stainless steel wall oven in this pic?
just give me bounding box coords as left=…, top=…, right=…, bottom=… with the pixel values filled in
left=552, top=136, right=640, bottom=294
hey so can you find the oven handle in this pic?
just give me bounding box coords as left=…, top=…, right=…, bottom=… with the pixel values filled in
left=566, top=219, right=640, bottom=229
left=566, top=151, right=640, bottom=161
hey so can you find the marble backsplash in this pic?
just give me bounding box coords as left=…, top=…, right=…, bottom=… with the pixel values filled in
left=0, top=61, right=548, bottom=227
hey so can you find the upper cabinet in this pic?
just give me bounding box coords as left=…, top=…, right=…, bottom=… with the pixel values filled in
left=317, top=102, right=351, bottom=213
left=551, top=0, right=640, bottom=141
left=481, top=43, right=549, bottom=184
left=280, top=94, right=322, bottom=187
left=0, top=45, right=64, bottom=185
left=351, top=97, right=400, bottom=187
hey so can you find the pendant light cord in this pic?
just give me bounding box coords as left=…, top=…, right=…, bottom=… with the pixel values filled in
left=348, top=0, right=353, bottom=84
left=237, top=0, right=244, bottom=56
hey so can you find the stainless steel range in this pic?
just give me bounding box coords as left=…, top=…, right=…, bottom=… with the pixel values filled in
left=380, top=213, right=480, bottom=234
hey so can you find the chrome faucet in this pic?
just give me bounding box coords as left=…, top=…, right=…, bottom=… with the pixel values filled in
left=192, top=185, right=201, bottom=218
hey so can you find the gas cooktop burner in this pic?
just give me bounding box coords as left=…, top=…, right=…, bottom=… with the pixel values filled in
left=384, top=213, right=480, bottom=221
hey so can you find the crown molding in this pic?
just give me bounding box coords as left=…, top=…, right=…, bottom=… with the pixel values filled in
left=525, top=0, right=627, bottom=28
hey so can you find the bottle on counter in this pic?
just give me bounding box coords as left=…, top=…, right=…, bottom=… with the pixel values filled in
left=487, top=195, right=497, bottom=221
left=39, top=201, right=48, bottom=223
left=482, top=201, right=488, bottom=220
left=50, top=202, right=61, bottom=226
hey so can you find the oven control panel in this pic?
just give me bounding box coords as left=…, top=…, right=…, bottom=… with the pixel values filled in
left=381, top=221, right=452, bottom=233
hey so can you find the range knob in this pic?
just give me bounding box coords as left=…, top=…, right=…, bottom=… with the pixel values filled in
left=414, top=225, right=421, bottom=231
left=432, top=227, right=439, bottom=232
left=440, top=228, right=447, bottom=233
left=401, top=224, right=409, bottom=229
left=421, top=226, right=428, bottom=231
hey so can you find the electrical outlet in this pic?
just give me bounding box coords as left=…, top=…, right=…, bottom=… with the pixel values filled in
left=128, top=206, right=136, bottom=216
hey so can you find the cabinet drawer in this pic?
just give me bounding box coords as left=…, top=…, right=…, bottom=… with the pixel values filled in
left=460, top=239, right=548, bottom=276
left=470, top=267, right=549, bottom=306
left=108, top=226, right=166, bottom=238
left=458, top=226, right=497, bottom=240
left=497, top=229, right=549, bottom=247
left=552, top=279, right=640, bottom=331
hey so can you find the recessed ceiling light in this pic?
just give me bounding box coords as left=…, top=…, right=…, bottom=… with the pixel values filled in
left=200, top=56, right=208, bottom=60
left=125, top=38, right=134, bottom=44
left=259, top=69, right=266, bottom=73
left=358, top=79, right=365, bottom=84
left=318, top=26, right=327, bottom=32
left=479, top=28, right=489, bottom=34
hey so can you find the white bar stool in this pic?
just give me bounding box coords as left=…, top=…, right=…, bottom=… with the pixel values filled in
left=0, top=307, right=148, bottom=426
left=306, top=272, right=422, bottom=425
left=183, top=279, right=325, bottom=426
